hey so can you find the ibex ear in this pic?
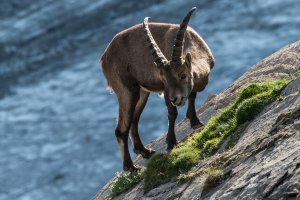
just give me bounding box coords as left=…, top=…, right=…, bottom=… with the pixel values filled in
left=185, top=53, right=192, bottom=69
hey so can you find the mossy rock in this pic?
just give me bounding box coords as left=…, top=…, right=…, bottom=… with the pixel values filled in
left=108, top=79, right=289, bottom=196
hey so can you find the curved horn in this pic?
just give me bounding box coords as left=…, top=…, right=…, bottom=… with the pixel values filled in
left=143, top=17, right=167, bottom=67
left=171, top=7, right=197, bottom=63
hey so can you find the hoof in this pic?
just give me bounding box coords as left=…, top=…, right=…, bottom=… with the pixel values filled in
left=123, top=164, right=141, bottom=172
left=192, top=123, right=204, bottom=130
left=191, top=120, right=204, bottom=129
left=134, top=148, right=156, bottom=159
left=166, top=141, right=177, bottom=151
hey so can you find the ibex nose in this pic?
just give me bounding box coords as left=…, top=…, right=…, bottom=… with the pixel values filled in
left=170, top=96, right=186, bottom=107
left=170, top=97, right=178, bottom=104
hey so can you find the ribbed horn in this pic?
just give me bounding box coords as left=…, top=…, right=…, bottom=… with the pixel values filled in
left=171, top=7, right=197, bottom=63
left=143, top=17, right=168, bottom=67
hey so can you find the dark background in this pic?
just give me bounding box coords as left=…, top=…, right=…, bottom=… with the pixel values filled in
left=0, top=0, right=299, bottom=199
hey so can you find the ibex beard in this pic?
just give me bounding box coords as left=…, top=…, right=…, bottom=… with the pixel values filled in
left=100, top=7, right=214, bottom=171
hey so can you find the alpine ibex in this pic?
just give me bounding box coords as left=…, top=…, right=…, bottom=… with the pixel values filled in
left=100, top=7, right=214, bottom=171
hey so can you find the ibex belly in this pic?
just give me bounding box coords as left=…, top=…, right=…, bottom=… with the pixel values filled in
left=138, top=81, right=164, bottom=94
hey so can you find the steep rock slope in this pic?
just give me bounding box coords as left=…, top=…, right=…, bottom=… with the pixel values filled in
left=94, top=41, right=300, bottom=200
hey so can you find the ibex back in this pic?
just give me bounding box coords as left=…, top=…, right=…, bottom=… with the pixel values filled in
left=100, top=7, right=214, bottom=171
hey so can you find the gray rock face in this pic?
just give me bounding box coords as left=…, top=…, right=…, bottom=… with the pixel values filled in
left=93, top=41, right=300, bottom=200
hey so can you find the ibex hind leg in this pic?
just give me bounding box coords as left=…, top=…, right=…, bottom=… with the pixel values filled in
left=130, top=89, right=155, bottom=159
left=114, top=83, right=140, bottom=171
left=186, top=92, right=204, bottom=129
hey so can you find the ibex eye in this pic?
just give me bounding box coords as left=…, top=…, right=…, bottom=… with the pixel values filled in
left=181, top=74, right=187, bottom=80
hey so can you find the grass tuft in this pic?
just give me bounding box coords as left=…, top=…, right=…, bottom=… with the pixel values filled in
left=202, top=167, right=224, bottom=195
left=107, top=171, right=142, bottom=199
left=205, top=168, right=224, bottom=186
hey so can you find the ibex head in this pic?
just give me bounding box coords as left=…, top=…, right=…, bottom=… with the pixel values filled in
left=143, top=7, right=196, bottom=106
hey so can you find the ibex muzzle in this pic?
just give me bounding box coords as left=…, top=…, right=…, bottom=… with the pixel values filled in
left=100, top=7, right=214, bottom=171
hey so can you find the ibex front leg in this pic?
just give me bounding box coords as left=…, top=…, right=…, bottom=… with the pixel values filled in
left=186, top=92, right=204, bottom=129
left=164, top=91, right=178, bottom=150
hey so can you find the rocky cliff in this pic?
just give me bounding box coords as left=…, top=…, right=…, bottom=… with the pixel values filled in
left=93, top=41, right=300, bottom=200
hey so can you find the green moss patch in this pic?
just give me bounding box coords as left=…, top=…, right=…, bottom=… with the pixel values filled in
left=142, top=79, right=288, bottom=190
left=143, top=147, right=201, bottom=190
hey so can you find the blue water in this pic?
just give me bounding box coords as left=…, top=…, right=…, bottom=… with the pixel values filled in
left=0, top=0, right=299, bottom=199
